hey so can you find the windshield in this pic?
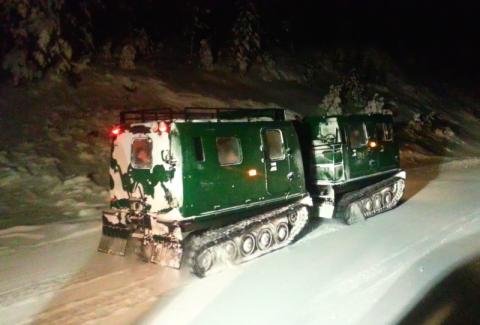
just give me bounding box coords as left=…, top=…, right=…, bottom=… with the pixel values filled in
left=318, top=118, right=340, bottom=143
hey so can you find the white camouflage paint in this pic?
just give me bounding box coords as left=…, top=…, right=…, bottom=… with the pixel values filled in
left=110, top=122, right=184, bottom=222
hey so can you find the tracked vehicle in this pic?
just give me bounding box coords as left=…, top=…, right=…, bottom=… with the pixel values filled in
left=98, top=108, right=405, bottom=276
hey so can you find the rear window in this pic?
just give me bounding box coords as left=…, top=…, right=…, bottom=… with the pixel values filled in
left=131, top=138, right=153, bottom=169
left=265, top=129, right=285, bottom=161
left=348, top=123, right=368, bottom=149
left=216, top=137, right=242, bottom=166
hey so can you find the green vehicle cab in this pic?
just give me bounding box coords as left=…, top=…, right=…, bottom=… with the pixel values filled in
left=99, top=108, right=405, bottom=276
left=301, top=114, right=405, bottom=221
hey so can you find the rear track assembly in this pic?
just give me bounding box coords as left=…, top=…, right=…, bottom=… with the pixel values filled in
left=184, top=202, right=309, bottom=277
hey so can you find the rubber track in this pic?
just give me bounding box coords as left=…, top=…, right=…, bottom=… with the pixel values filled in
left=184, top=201, right=309, bottom=277
left=336, top=175, right=405, bottom=220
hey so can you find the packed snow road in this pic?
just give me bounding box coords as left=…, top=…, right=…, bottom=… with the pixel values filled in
left=1, top=159, right=480, bottom=325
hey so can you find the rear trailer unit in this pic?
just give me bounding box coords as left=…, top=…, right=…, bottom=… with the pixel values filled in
left=99, top=108, right=311, bottom=276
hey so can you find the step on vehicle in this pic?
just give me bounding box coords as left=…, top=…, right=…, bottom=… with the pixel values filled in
left=98, top=108, right=405, bottom=277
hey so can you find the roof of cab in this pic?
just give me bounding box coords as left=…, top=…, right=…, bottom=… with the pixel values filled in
left=304, top=113, right=393, bottom=123
left=119, top=107, right=300, bottom=124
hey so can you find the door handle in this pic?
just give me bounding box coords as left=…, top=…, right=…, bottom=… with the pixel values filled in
left=287, top=172, right=294, bottom=181
left=369, top=159, right=376, bottom=167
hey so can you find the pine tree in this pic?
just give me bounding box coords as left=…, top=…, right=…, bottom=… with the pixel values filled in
left=185, top=3, right=211, bottom=60
left=230, top=1, right=261, bottom=73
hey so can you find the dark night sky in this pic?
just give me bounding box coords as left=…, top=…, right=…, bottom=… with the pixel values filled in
left=286, top=0, right=480, bottom=79
left=93, top=0, right=479, bottom=80
left=64, top=0, right=480, bottom=81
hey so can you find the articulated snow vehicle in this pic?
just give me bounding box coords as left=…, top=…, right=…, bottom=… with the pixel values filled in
left=98, top=108, right=405, bottom=276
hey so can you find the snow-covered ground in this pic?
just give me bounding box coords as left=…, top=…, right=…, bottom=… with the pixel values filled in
left=1, top=159, right=480, bottom=325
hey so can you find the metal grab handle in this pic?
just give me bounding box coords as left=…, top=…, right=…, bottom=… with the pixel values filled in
left=287, top=172, right=294, bottom=181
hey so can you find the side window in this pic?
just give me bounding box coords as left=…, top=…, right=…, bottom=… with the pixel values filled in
left=319, top=119, right=340, bottom=143
left=216, top=137, right=242, bottom=166
left=193, top=137, right=204, bottom=161
left=383, top=123, right=393, bottom=141
left=348, top=123, right=368, bottom=149
left=131, top=137, right=153, bottom=169
left=375, top=123, right=385, bottom=140
left=265, top=129, right=286, bottom=161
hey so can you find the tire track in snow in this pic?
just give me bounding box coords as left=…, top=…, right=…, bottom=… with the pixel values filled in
left=29, top=266, right=186, bottom=325
left=305, top=208, right=480, bottom=324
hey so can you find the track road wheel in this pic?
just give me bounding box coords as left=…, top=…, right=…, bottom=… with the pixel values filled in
left=223, top=240, right=238, bottom=262
left=288, top=211, right=298, bottom=225
left=383, top=191, right=393, bottom=206
left=373, top=194, right=383, bottom=210
left=276, top=223, right=289, bottom=243
left=194, top=248, right=215, bottom=277
left=345, top=202, right=365, bottom=225
left=240, top=233, right=256, bottom=256
left=257, top=227, right=274, bottom=251
left=363, top=198, right=373, bottom=213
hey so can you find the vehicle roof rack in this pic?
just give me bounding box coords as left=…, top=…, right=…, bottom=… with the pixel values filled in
left=120, top=107, right=286, bottom=124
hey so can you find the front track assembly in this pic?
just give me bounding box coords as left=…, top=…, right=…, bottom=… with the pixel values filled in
left=338, top=173, right=406, bottom=225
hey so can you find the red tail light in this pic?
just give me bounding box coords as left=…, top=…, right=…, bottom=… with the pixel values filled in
left=158, top=121, right=170, bottom=134
left=111, top=126, right=122, bottom=137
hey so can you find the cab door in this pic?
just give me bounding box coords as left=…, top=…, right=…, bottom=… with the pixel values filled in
left=262, top=128, right=291, bottom=195
left=375, top=121, right=398, bottom=171
left=346, top=121, right=371, bottom=179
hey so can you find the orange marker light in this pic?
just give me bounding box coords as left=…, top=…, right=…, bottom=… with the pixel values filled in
left=368, top=140, right=378, bottom=148
left=248, top=169, right=257, bottom=177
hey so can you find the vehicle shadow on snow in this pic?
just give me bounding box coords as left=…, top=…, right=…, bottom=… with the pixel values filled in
left=399, top=160, right=443, bottom=205
left=294, top=215, right=348, bottom=244
left=398, top=255, right=480, bottom=325
left=358, top=233, right=480, bottom=325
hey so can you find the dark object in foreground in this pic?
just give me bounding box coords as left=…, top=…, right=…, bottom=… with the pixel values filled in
left=399, top=257, right=480, bottom=325
left=98, top=108, right=405, bottom=276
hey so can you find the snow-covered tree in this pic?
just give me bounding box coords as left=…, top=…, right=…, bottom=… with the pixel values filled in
left=342, top=71, right=367, bottom=108
left=132, top=29, right=153, bottom=57
left=185, top=3, right=211, bottom=60
left=100, top=41, right=112, bottom=61
left=363, top=93, right=385, bottom=114
left=118, top=44, right=136, bottom=70
left=319, top=85, right=343, bottom=115
left=199, top=39, right=214, bottom=70
left=230, top=1, right=261, bottom=73
left=1, top=0, right=72, bottom=85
